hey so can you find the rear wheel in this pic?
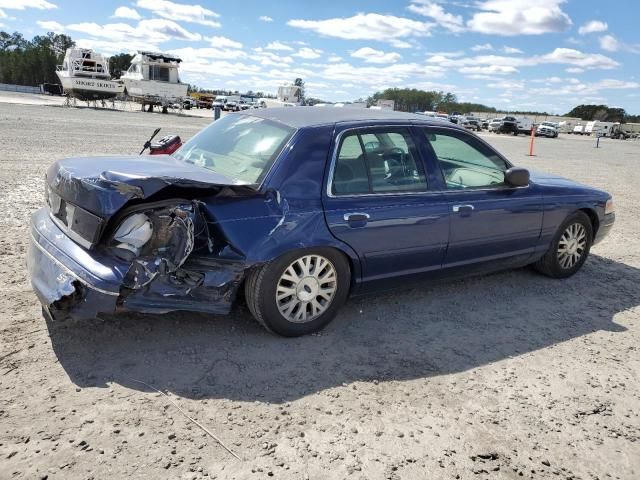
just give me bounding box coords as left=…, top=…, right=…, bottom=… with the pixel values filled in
left=245, top=249, right=350, bottom=336
left=534, top=211, right=593, bottom=278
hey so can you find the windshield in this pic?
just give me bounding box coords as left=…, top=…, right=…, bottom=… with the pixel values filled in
left=173, top=114, right=295, bottom=184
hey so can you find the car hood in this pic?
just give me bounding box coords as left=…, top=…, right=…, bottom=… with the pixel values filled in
left=46, top=155, right=255, bottom=218
left=529, top=169, right=597, bottom=191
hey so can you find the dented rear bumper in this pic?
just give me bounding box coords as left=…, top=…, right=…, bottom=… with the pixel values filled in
left=28, top=208, right=243, bottom=321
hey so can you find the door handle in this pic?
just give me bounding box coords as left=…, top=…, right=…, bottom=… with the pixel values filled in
left=452, top=204, right=474, bottom=213
left=344, top=212, right=370, bottom=223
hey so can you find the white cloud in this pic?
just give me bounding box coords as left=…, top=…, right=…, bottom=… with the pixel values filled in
left=528, top=78, right=640, bottom=97
left=426, top=47, right=618, bottom=77
left=67, top=18, right=202, bottom=45
left=425, top=50, right=465, bottom=57
left=578, top=20, right=607, bottom=35
left=258, top=15, right=273, bottom=22
left=468, top=0, right=572, bottom=36
left=135, top=0, right=220, bottom=28
left=319, top=62, right=445, bottom=87
left=293, top=47, right=323, bottom=59
left=566, top=67, right=584, bottom=73
left=265, top=41, right=293, bottom=51
left=113, top=6, right=141, bottom=20
left=169, top=46, right=247, bottom=62
left=503, top=46, right=523, bottom=54
left=251, top=50, right=294, bottom=66
left=351, top=47, right=402, bottom=64
left=599, top=34, right=640, bottom=54
left=408, top=1, right=464, bottom=33
left=541, top=47, right=618, bottom=69
left=599, top=34, right=619, bottom=52
left=207, top=36, right=242, bottom=49
left=327, top=55, right=342, bottom=62
left=460, top=65, right=518, bottom=75
left=487, top=80, right=525, bottom=90
left=75, top=38, right=159, bottom=55
left=287, top=13, right=434, bottom=44
left=0, top=0, right=56, bottom=9
left=531, top=76, right=563, bottom=83
left=389, top=39, right=414, bottom=49
left=471, top=43, right=493, bottom=52
left=37, top=20, right=64, bottom=31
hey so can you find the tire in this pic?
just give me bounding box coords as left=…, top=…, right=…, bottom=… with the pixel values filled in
left=534, top=211, right=593, bottom=278
left=244, top=248, right=351, bottom=336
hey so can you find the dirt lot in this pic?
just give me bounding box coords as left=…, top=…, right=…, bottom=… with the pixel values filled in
left=1, top=102, right=639, bottom=480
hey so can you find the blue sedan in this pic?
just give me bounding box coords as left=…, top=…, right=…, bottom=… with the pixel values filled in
left=28, top=108, right=615, bottom=336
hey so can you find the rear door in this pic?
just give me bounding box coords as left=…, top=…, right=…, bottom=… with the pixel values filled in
left=420, top=127, right=543, bottom=272
left=322, top=125, right=450, bottom=291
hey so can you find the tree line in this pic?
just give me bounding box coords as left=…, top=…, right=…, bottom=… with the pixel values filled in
left=366, top=88, right=499, bottom=115
left=564, top=104, right=640, bottom=123
left=0, top=31, right=74, bottom=86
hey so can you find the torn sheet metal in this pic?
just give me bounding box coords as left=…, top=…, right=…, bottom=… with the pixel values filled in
left=116, top=203, right=198, bottom=289
left=114, top=202, right=248, bottom=315
left=47, top=154, right=257, bottom=220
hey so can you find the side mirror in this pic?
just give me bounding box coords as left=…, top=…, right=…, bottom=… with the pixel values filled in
left=504, top=167, right=530, bottom=187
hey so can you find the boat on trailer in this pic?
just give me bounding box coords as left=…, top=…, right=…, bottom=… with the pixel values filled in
left=119, top=51, right=188, bottom=112
left=56, top=48, right=124, bottom=101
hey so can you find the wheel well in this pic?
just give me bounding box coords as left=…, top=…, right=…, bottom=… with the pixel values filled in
left=579, top=208, right=599, bottom=237
left=235, top=246, right=356, bottom=306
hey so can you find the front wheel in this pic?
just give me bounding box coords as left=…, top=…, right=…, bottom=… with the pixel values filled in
left=245, top=249, right=350, bottom=336
left=534, top=211, right=593, bottom=278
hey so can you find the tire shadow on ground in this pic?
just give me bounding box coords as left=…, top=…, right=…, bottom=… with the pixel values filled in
left=44, top=255, right=636, bottom=403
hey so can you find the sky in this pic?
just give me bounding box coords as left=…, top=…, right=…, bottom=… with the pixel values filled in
left=1, top=0, right=639, bottom=114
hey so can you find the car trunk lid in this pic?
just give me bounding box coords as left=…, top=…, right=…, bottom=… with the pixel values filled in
left=45, top=154, right=255, bottom=248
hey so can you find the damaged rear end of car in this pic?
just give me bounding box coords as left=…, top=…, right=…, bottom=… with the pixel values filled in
left=28, top=112, right=306, bottom=323
left=28, top=162, right=256, bottom=321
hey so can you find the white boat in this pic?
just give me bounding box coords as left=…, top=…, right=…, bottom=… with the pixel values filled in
left=119, top=51, right=188, bottom=111
left=56, top=48, right=124, bottom=101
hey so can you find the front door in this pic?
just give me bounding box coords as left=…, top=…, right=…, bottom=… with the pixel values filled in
left=420, top=127, right=543, bottom=271
left=323, top=125, right=450, bottom=291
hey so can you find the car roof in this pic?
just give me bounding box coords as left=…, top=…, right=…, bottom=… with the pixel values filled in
left=237, top=107, right=461, bottom=129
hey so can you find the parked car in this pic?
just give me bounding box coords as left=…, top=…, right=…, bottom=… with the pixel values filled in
left=536, top=121, right=559, bottom=138
left=223, top=100, right=240, bottom=112
left=494, top=116, right=533, bottom=136
left=182, top=98, right=197, bottom=110
left=461, top=118, right=482, bottom=132
left=488, top=118, right=502, bottom=132
left=28, top=109, right=615, bottom=336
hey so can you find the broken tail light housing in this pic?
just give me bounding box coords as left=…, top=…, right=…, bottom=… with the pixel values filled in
left=109, top=203, right=198, bottom=289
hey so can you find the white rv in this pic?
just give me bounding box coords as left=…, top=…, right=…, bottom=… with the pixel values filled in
left=277, top=85, right=303, bottom=105
left=119, top=51, right=188, bottom=112
left=585, top=121, right=617, bottom=137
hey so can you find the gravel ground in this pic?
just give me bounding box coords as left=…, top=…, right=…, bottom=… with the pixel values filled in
left=1, top=102, right=639, bottom=480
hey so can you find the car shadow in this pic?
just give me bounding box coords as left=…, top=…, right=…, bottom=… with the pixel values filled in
left=45, top=254, right=636, bottom=403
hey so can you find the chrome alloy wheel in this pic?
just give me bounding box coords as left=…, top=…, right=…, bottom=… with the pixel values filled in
left=557, top=222, right=587, bottom=269
left=276, top=255, right=338, bottom=323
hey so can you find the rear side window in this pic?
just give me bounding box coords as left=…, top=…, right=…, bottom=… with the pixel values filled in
left=423, top=129, right=509, bottom=189
left=332, top=128, right=427, bottom=195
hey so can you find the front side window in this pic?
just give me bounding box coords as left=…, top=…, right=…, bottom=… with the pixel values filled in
left=332, top=128, right=427, bottom=195
left=173, top=115, right=295, bottom=184
left=424, top=129, right=509, bottom=189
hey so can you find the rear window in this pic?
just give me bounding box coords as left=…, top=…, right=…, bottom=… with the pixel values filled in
left=174, top=115, right=295, bottom=184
